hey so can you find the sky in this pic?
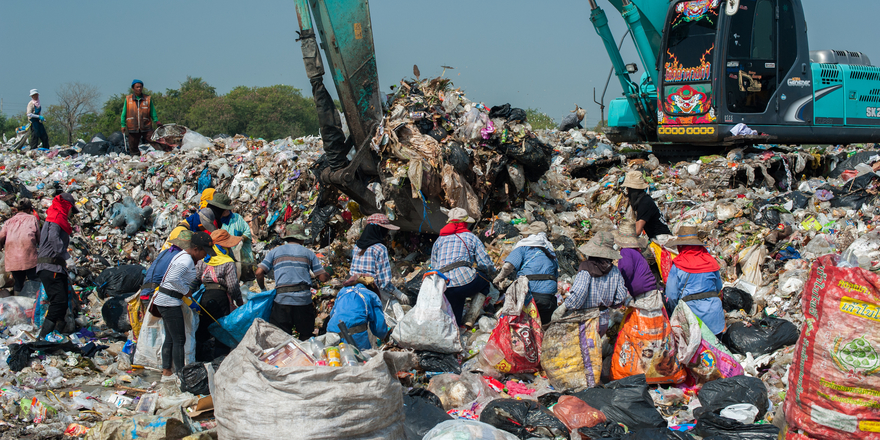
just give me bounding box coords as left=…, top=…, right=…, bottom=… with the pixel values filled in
left=0, top=0, right=874, bottom=129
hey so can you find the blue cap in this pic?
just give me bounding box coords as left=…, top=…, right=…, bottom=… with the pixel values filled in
left=131, top=79, right=144, bottom=88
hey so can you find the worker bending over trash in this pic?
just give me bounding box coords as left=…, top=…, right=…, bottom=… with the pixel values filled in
left=350, top=214, right=410, bottom=306
left=614, top=220, right=657, bottom=300
left=36, top=193, right=78, bottom=339
left=326, top=275, right=389, bottom=351
left=553, top=231, right=629, bottom=335
left=257, top=224, right=329, bottom=340
left=493, top=221, right=559, bottom=324
left=664, top=225, right=726, bottom=337
left=192, top=230, right=244, bottom=361
left=432, top=208, right=496, bottom=326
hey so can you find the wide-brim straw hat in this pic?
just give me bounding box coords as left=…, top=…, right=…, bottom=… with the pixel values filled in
left=613, top=221, right=644, bottom=249
left=446, top=207, right=476, bottom=224
left=211, top=229, right=243, bottom=248
left=578, top=231, right=621, bottom=260
left=364, top=213, right=400, bottom=230
left=622, top=171, right=649, bottom=190
left=666, top=225, right=706, bottom=247
left=281, top=223, right=310, bottom=240
left=523, top=221, right=547, bottom=236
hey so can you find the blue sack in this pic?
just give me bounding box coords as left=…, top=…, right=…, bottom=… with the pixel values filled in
left=197, top=168, right=212, bottom=193
left=208, top=289, right=276, bottom=348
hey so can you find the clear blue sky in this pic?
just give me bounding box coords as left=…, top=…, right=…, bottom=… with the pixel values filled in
left=0, top=0, right=873, bottom=129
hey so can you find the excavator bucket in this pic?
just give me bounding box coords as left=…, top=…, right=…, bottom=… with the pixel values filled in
left=303, top=0, right=383, bottom=148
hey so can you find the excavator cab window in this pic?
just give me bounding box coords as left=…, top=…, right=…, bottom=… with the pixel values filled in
left=725, top=0, right=779, bottom=113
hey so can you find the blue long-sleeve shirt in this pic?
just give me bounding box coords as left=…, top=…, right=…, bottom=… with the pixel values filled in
left=504, top=246, right=558, bottom=294
left=327, top=284, right=389, bottom=350
left=665, top=265, right=725, bottom=334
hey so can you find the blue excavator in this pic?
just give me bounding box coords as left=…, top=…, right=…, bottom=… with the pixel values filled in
left=588, top=0, right=880, bottom=153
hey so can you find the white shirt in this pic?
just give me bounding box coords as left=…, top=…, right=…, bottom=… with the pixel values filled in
left=153, top=252, right=197, bottom=307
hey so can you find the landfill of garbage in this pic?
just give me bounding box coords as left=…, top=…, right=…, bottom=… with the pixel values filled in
left=0, top=76, right=879, bottom=439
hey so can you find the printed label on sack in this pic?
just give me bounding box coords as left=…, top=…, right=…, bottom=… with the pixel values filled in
left=840, top=296, right=880, bottom=322
left=830, top=336, right=880, bottom=376
left=859, top=420, right=880, bottom=432
left=811, top=404, right=858, bottom=433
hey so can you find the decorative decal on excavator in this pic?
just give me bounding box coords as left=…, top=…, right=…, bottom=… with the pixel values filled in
left=673, top=0, right=720, bottom=27
left=665, top=46, right=714, bottom=83
left=660, top=84, right=717, bottom=125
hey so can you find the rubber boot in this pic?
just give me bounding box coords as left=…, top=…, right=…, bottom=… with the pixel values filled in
left=463, top=293, right=486, bottom=327
left=298, top=29, right=325, bottom=79
left=38, top=319, right=56, bottom=340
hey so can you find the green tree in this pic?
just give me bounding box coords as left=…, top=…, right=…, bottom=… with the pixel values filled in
left=525, top=108, right=556, bottom=130
left=186, top=97, right=236, bottom=136
left=223, top=85, right=318, bottom=139
left=159, top=76, right=217, bottom=126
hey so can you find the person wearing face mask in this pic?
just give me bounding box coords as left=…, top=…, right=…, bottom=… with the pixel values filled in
left=36, top=193, right=79, bottom=339
left=162, top=193, right=233, bottom=250
left=493, top=221, right=559, bottom=324
left=349, top=214, right=410, bottom=306
left=192, top=230, right=244, bottom=360
left=152, top=230, right=214, bottom=378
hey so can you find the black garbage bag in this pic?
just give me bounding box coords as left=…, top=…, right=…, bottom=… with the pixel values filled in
left=770, top=190, right=810, bottom=211
left=551, top=236, right=580, bottom=278
left=694, top=412, right=779, bottom=439
left=405, top=268, right=430, bottom=299
left=108, top=130, right=125, bottom=147
left=573, top=375, right=667, bottom=430
left=58, top=149, right=78, bottom=157
left=7, top=344, right=33, bottom=372
left=500, top=137, right=552, bottom=181
left=620, top=429, right=695, bottom=439
left=179, top=357, right=225, bottom=395
left=828, top=151, right=878, bottom=178
left=480, top=219, right=521, bottom=244
left=82, top=141, right=110, bottom=156
left=403, top=388, right=452, bottom=440
left=428, top=125, right=448, bottom=142
left=750, top=200, right=782, bottom=228
left=721, top=317, right=799, bottom=356
left=830, top=188, right=877, bottom=210
left=480, top=399, right=569, bottom=439
left=101, top=295, right=132, bottom=333
left=108, top=143, right=128, bottom=155
left=696, top=376, right=769, bottom=419
left=508, top=108, right=527, bottom=123
left=416, top=351, right=461, bottom=373
left=307, top=203, right=339, bottom=243
left=94, top=265, right=146, bottom=299
left=489, top=104, right=512, bottom=119
left=443, top=142, right=471, bottom=176
left=578, top=421, right=626, bottom=439
left=537, top=392, right=562, bottom=408
left=721, top=287, right=753, bottom=313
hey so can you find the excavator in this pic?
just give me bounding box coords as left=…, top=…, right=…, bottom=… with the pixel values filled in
left=588, top=0, right=880, bottom=153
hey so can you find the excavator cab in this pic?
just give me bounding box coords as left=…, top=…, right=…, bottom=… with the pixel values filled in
left=655, top=0, right=880, bottom=146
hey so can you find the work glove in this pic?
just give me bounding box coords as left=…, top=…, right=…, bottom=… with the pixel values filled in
left=551, top=304, right=568, bottom=323
left=38, top=115, right=45, bottom=121
left=492, top=263, right=515, bottom=288
left=392, top=288, right=410, bottom=306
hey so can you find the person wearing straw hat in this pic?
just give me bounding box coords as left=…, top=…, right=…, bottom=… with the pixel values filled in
left=163, top=192, right=234, bottom=250
left=328, top=275, right=390, bottom=350
left=432, top=207, right=496, bottom=325
left=614, top=220, right=657, bottom=300
left=26, top=89, right=50, bottom=150
left=664, top=225, right=725, bottom=336
left=349, top=214, right=410, bottom=306
left=153, top=230, right=214, bottom=377
left=493, top=221, right=559, bottom=324
left=554, top=232, right=629, bottom=335
left=621, top=171, right=671, bottom=240
left=192, top=229, right=244, bottom=360
left=558, top=105, right=586, bottom=132
left=258, top=224, right=330, bottom=340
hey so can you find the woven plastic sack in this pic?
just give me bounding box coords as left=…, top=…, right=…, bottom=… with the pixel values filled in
left=650, top=242, right=675, bottom=284
left=213, top=318, right=408, bottom=439
left=132, top=298, right=197, bottom=369
left=391, top=272, right=462, bottom=353
left=481, top=299, right=543, bottom=374
left=785, top=254, right=880, bottom=439
left=670, top=300, right=743, bottom=382
left=611, top=290, right=686, bottom=384
left=127, top=295, right=144, bottom=342
left=540, top=309, right=602, bottom=391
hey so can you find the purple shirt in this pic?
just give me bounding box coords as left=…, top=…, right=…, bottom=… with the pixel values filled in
left=617, top=248, right=657, bottom=297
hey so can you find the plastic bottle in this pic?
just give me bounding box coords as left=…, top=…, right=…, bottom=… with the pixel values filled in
left=409, top=111, right=427, bottom=120
left=338, top=343, right=359, bottom=367
left=309, top=337, right=328, bottom=366
left=324, top=346, right=341, bottom=367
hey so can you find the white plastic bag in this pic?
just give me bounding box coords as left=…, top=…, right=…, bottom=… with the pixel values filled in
left=423, top=420, right=518, bottom=440
left=180, top=131, right=213, bottom=151
left=391, top=273, right=462, bottom=353
left=132, top=298, right=198, bottom=368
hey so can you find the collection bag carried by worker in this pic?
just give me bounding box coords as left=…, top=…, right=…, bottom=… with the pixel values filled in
left=540, top=308, right=602, bottom=391
left=132, top=296, right=197, bottom=368
left=213, top=319, right=408, bottom=440
left=785, top=255, right=880, bottom=439
left=391, top=272, right=462, bottom=353
left=611, top=290, right=687, bottom=384
left=670, top=300, right=743, bottom=382
left=480, top=277, right=544, bottom=374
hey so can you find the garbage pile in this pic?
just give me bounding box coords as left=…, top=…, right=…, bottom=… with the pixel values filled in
left=0, top=75, right=879, bottom=439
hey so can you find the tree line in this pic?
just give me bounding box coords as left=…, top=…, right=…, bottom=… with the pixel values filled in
left=1, top=77, right=321, bottom=145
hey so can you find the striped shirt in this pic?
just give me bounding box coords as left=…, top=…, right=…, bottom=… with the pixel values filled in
left=260, top=243, right=325, bottom=305
left=431, top=232, right=495, bottom=287
left=153, top=252, right=198, bottom=307
left=565, top=267, right=629, bottom=334
left=350, top=244, right=393, bottom=295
